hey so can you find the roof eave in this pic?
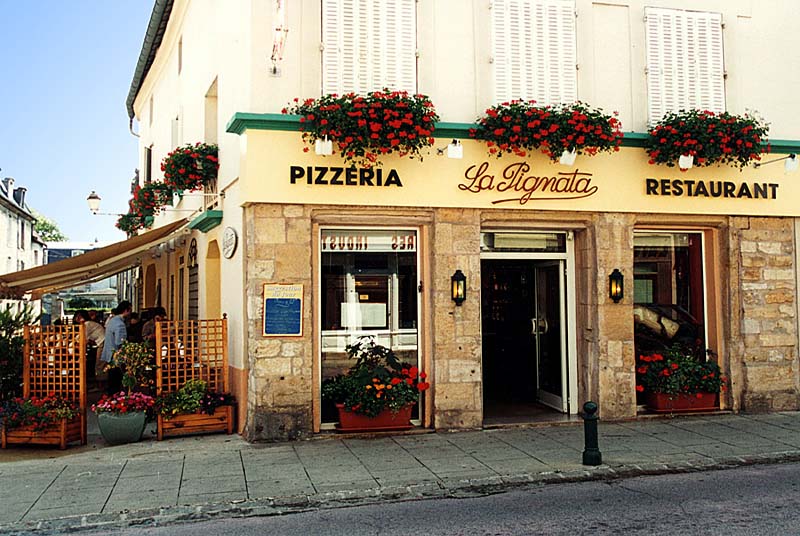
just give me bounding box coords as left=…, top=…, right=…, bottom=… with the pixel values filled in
left=126, top=0, right=175, bottom=120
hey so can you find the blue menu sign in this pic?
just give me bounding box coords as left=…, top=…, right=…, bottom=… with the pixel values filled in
left=263, top=284, right=303, bottom=337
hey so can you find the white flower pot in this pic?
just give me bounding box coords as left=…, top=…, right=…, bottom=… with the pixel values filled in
left=559, top=149, right=577, bottom=166
left=315, top=138, right=333, bottom=156
left=678, top=154, right=694, bottom=170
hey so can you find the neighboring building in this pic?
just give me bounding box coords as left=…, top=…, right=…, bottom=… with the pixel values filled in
left=45, top=241, right=118, bottom=315
left=0, top=176, right=45, bottom=315
left=124, top=0, right=800, bottom=440
left=0, top=177, right=45, bottom=275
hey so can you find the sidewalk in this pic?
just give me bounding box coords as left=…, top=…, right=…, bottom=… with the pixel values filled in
left=1, top=411, right=800, bottom=534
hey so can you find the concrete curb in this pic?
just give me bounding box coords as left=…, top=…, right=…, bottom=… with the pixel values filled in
left=3, top=449, right=799, bottom=535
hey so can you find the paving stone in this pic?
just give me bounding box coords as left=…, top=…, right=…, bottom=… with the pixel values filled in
left=115, top=472, right=182, bottom=493
left=103, top=490, right=179, bottom=513
left=121, top=459, right=184, bottom=478
left=33, top=488, right=110, bottom=511
left=180, top=475, right=246, bottom=496
left=247, top=479, right=316, bottom=499
left=177, top=490, right=247, bottom=504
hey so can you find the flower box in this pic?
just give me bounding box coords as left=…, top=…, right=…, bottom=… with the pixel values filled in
left=157, top=405, right=234, bottom=440
left=335, top=403, right=414, bottom=433
left=645, top=392, right=718, bottom=413
left=1, top=415, right=84, bottom=450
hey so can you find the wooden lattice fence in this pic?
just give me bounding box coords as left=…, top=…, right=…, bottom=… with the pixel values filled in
left=155, top=317, right=232, bottom=439
left=2, top=324, right=87, bottom=449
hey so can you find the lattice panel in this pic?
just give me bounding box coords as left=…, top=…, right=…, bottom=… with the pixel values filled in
left=155, top=318, right=228, bottom=395
left=24, top=324, right=86, bottom=408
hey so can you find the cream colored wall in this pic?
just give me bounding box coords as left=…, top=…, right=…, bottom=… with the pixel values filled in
left=252, top=0, right=800, bottom=135
left=131, top=0, right=249, bottom=370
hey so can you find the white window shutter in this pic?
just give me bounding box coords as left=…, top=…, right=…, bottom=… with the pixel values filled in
left=645, top=7, right=725, bottom=124
left=492, top=0, right=577, bottom=105
left=322, top=0, right=417, bottom=95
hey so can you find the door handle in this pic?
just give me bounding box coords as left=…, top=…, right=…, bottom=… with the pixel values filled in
left=531, top=317, right=549, bottom=335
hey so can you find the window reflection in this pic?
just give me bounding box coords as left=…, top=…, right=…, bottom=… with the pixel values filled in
left=633, top=232, right=706, bottom=358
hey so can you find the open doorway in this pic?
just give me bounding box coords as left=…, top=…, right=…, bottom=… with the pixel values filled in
left=480, top=231, right=576, bottom=425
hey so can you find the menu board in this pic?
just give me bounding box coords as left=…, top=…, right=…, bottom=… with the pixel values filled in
left=263, top=284, right=303, bottom=337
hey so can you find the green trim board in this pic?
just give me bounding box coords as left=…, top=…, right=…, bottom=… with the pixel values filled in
left=188, top=210, right=223, bottom=233
left=226, top=113, right=800, bottom=153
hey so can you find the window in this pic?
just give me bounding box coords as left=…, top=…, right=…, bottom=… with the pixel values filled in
left=144, top=146, right=153, bottom=184
left=633, top=231, right=707, bottom=357
left=149, top=95, right=154, bottom=126
left=645, top=7, right=725, bottom=124
left=321, top=0, right=417, bottom=94
left=320, top=229, right=420, bottom=423
left=491, top=0, right=577, bottom=105
left=178, top=37, right=183, bottom=74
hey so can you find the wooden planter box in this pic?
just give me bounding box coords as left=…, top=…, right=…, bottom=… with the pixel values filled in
left=646, top=392, right=718, bottom=413
left=335, top=403, right=414, bottom=433
left=157, top=405, right=234, bottom=440
left=1, top=415, right=85, bottom=450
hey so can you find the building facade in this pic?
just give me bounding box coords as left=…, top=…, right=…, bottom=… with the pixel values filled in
left=128, top=0, right=800, bottom=440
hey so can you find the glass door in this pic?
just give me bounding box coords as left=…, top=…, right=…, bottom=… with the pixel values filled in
left=533, top=261, right=567, bottom=412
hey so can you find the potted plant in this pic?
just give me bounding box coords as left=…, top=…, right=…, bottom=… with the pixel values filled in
left=1, top=394, right=81, bottom=449
left=93, top=341, right=155, bottom=444
left=91, top=391, right=154, bottom=445
left=636, top=345, right=727, bottom=413
left=115, top=212, right=148, bottom=235
left=470, top=100, right=623, bottom=163
left=161, top=142, right=220, bottom=192
left=645, top=109, right=769, bottom=170
left=154, top=379, right=236, bottom=440
left=322, top=337, right=430, bottom=432
left=282, top=90, right=439, bottom=167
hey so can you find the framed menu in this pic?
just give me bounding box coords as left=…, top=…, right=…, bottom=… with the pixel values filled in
left=263, top=284, right=303, bottom=337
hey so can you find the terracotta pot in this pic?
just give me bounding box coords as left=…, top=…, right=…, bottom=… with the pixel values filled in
left=335, top=403, right=414, bottom=433
left=645, top=392, right=718, bottom=413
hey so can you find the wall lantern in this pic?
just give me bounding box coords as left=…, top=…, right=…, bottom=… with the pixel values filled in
left=609, top=269, right=624, bottom=303
left=451, top=269, right=467, bottom=306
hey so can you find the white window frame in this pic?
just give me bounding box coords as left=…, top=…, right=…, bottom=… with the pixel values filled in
left=317, top=225, right=423, bottom=428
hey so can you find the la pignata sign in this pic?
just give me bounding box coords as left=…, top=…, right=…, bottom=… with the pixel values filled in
left=459, top=161, right=598, bottom=205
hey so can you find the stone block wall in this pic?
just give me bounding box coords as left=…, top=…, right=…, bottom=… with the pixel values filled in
left=593, top=213, right=637, bottom=419
left=734, top=217, right=800, bottom=411
left=244, top=204, right=314, bottom=441
left=431, top=208, right=483, bottom=429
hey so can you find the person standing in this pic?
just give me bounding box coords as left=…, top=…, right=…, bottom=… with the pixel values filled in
left=101, top=301, right=132, bottom=394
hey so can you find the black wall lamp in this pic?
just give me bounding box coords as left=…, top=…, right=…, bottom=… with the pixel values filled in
left=609, top=269, right=624, bottom=303
left=451, top=269, right=466, bottom=306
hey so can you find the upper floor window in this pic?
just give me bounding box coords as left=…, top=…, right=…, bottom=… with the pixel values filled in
left=144, top=145, right=153, bottom=184
left=321, top=0, right=417, bottom=95
left=491, top=0, right=577, bottom=106
left=645, top=7, right=725, bottom=124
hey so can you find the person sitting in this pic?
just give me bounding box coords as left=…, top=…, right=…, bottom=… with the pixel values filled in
left=141, top=307, right=167, bottom=346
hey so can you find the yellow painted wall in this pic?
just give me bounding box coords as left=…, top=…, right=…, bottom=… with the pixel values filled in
left=243, top=130, right=800, bottom=218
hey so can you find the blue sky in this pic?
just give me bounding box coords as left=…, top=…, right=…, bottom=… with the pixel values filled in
left=0, top=1, right=152, bottom=243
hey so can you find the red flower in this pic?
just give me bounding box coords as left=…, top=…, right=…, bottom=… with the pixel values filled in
left=635, top=385, right=644, bottom=392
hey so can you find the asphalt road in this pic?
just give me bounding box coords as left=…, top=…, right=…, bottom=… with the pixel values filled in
left=102, top=462, right=800, bottom=535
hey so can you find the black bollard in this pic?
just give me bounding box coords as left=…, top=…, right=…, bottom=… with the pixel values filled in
left=581, top=401, right=602, bottom=466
